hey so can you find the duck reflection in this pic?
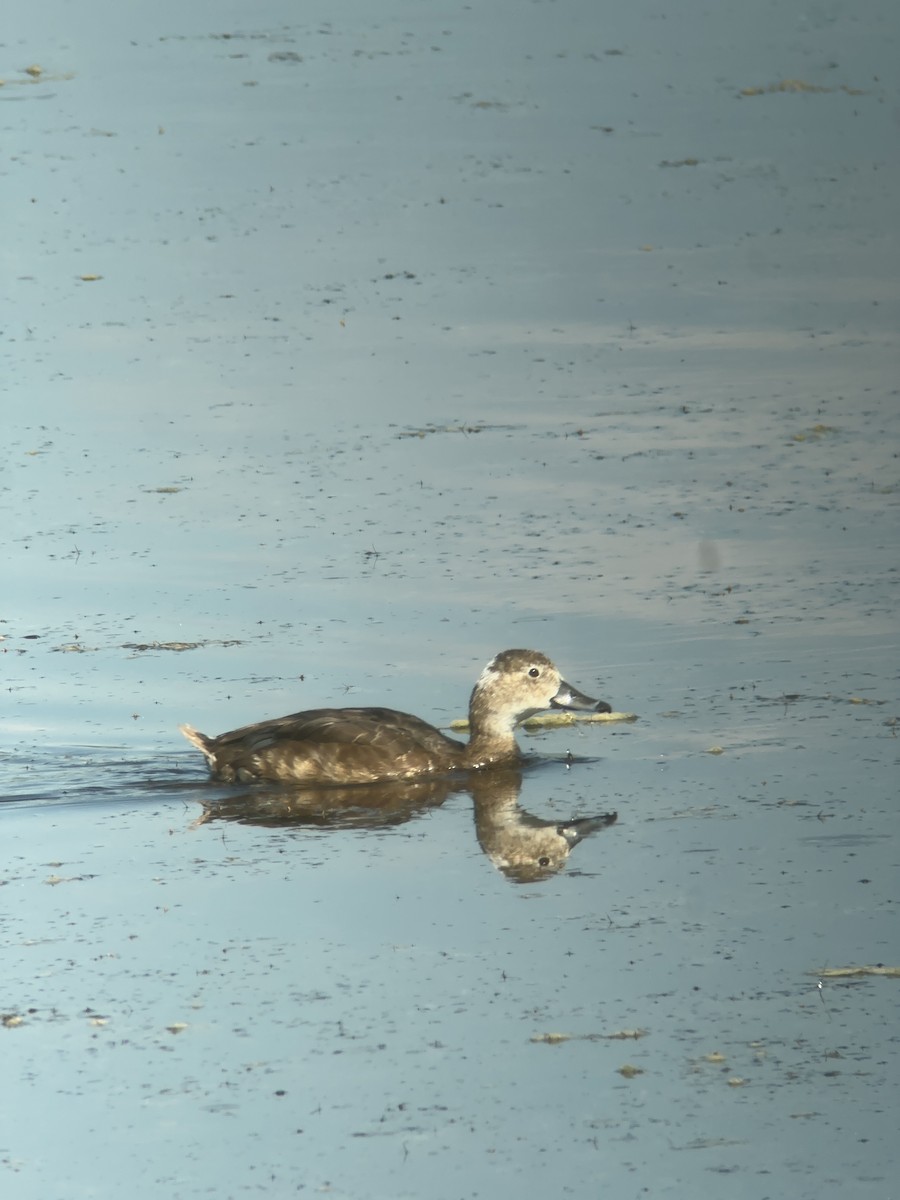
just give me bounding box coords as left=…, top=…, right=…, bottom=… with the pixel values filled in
left=470, top=770, right=617, bottom=883
left=192, top=775, right=455, bottom=830
left=192, top=767, right=616, bottom=882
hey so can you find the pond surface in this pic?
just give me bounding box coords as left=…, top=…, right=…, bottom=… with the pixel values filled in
left=3, top=0, right=899, bottom=1197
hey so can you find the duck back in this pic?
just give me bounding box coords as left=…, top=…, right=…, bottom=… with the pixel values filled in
left=181, top=707, right=467, bottom=785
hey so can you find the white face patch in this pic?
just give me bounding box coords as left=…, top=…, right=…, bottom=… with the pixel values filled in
left=476, top=658, right=504, bottom=689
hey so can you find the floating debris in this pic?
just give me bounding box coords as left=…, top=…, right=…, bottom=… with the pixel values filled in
left=755, top=692, right=886, bottom=707
left=814, top=965, right=900, bottom=980
left=617, top=1064, right=644, bottom=1078
left=531, top=1028, right=648, bottom=1045
left=1, top=1013, right=25, bottom=1028
left=398, top=423, right=491, bottom=439
left=791, top=423, right=838, bottom=441
left=673, top=1136, right=748, bottom=1150
left=522, top=709, right=637, bottom=730
left=121, top=639, right=242, bottom=653
left=122, top=641, right=203, bottom=652
left=450, top=709, right=637, bottom=732
left=44, top=638, right=242, bottom=655
left=396, top=421, right=523, bottom=440
left=0, top=67, right=75, bottom=87
left=739, top=80, right=865, bottom=97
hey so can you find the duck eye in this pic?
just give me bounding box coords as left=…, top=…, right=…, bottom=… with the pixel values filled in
left=528, top=667, right=540, bottom=678
left=538, top=856, right=551, bottom=867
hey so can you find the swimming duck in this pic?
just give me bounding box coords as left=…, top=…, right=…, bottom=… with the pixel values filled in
left=180, top=648, right=611, bottom=786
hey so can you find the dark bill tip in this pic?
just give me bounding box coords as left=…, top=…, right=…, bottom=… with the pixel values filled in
left=550, top=680, right=612, bottom=714
left=557, top=812, right=619, bottom=846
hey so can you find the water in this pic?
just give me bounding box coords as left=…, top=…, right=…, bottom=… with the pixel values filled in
left=3, top=0, right=899, bottom=1196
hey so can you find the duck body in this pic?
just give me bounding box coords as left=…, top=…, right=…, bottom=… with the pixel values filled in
left=182, top=706, right=468, bottom=785
left=180, top=648, right=611, bottom=786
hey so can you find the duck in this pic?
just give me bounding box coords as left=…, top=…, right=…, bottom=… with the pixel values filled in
left=179, top=648, right=611, bottom=786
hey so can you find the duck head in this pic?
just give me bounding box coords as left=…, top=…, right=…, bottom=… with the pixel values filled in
left=469, top=649, right=612, bottom=734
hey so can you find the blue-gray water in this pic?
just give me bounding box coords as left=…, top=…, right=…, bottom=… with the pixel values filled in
left=3, top=0, right=898, bottom=1196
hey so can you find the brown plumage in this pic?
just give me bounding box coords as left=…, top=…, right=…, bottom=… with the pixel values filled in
left=180, top=648, right=611, bottom=786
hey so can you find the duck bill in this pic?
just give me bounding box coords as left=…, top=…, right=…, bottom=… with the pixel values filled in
left=550, top=680, right=612, bottom=714
left=558, top=812, right=618, bottom=847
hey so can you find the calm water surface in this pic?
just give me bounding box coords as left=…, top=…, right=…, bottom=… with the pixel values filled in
left=3, top=0, right=899, bottom=1197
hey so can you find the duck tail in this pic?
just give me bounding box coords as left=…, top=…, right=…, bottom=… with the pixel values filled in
left=179, top=723, right=215, bottom=763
